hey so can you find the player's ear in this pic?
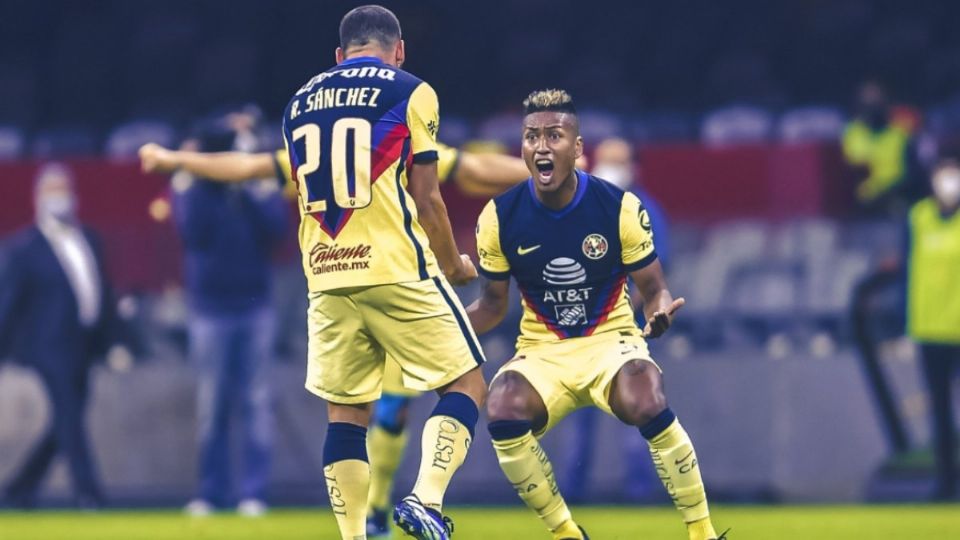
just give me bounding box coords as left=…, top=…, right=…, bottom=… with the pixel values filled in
left=395, top=39, right=405, bottom=67
left=335, top=47, right=345, bottom=65
left=575, top=136, right=584, bottom=159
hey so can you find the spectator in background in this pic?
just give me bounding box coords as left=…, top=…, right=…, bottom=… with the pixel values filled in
left=591, top=137, right=670, bottom=267
left=0, top=164, right=129, bottom=509
left=842, top=81, right=922, bottom=218
left=564, top=136, right=671, bottom=502
left=174, top=110, right=289, bottom=516
left=906, top=157, right=960, bottom=500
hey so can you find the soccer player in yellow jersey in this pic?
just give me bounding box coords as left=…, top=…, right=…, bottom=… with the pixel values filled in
left=140, top=128, right=529, bottom=540
left=469, top=90, right=726, bottom=540
left=276, top=6, right=485, bottom=539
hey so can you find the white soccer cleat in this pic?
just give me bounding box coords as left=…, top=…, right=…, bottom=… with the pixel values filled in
left=237, top=498, right=268, bottom=517
left=184, top=499, right=214, bottom=517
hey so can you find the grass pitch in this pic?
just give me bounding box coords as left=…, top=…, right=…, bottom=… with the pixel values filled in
left=1, top=505, right=957, bottom=539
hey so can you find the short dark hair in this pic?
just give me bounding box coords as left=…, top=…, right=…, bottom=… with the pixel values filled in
left=339, top=5, right=401, bottom=51
left=522, top=89, right=577, bottom=116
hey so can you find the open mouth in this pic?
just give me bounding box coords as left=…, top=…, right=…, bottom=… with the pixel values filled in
left=535, top=159, right=554, bottom=181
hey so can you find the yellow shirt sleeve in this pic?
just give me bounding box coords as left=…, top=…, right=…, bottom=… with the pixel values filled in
left=476, top=200, right=510, bottom=279
left=436, top=142, right=459, bottom=183
left=620, top=191, right=658, bottom=271
left=273, top=148, right=299, bottom=200
left=406, top=82, right=440, bottom=164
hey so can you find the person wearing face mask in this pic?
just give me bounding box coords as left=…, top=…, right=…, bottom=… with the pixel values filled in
left=591, top=137, right=670, bottom=269
left=563, top=136, right=671, bottom=504
left=906, top=158, right=960, bottom=500
left=172, top=112, right=289, bottom=517
left=0, top=164, right=127, bottom=509
left=842, top=80, right=921, bottom=217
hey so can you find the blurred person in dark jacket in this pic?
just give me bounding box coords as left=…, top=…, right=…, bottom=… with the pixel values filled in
left=906, top=157, right=960, bottom=500
left=174, top=110, right=289, bottom=516
left=0, top=163, right=128, bottom=509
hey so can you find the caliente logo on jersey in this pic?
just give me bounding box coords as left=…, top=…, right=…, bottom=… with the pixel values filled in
left=542, top=257, right=587, bottom=285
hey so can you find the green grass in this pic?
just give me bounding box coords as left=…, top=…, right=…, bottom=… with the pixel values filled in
left=1, top=505, right=958, bottom=539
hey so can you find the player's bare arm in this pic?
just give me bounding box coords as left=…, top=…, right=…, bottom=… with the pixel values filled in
left=138, top=143, right=274, bottom=181
left=628, top=258, right=684, bottom=338
left=453, top=151, right=529, bottom=197
left=466, top=278, right=510, bottom=334
left=407, top=160, right=477, bottom=285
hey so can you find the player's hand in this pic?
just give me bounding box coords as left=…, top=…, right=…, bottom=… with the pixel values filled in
left=138, top=143, right=178, bottom=174
left=642, top=297, right=685, bottom=339
left=446, top=254, right=478, bottom=286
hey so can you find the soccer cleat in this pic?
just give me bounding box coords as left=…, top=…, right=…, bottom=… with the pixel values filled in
left=367, top=508, right=392, bottom=538
left=712, top=528, right=731, bottom=540
left=183, top=498, right=214, bottom=517
left=236, top=498, right=267, bottom=517
left=393, top=495, right=454, bottom=540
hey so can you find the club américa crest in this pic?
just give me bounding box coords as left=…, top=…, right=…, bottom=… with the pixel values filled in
left=582, top=233, right=608, bottom=260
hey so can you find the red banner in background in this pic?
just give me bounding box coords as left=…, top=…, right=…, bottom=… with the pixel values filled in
left=0, top=143, right=853, bottom=292
left=638, top=142, right=851, bottom=222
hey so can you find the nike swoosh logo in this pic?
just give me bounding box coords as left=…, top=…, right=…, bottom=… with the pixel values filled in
left=517, top=245, right=541, bottom=255
left=675, top=450, right=694, bottom=465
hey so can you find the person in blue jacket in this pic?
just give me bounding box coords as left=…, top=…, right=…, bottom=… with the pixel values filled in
left=173, top=110, right=289, bottom=516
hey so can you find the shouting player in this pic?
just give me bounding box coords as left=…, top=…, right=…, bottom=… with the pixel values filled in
left=280, top=6, right=485, bottom=540
left=468, top=90, right=726, bottom=540
left=140, top=129, right=529, bottom=540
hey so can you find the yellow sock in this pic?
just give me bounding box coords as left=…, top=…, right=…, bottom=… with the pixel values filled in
left=366, top=425, right=408, bottom=515
left=411, top=415, right=473, bottom=511
left=324, top=459, right=370, bottom=540
left=492, top=431, right=579, bottom=537
left=647, top=419, right=717, bottom=540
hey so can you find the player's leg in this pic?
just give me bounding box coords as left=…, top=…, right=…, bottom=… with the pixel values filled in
left=366, top=390, right=413, bottom=536
left=408, top=365, right=485, bottom=511
left=306, top=290, right=385, bottom=539
left=324, top=402, right=374, bottom=538
left=486, top=369, right=586, bottom=540
left=364, top=277, right=486, bottom=538
left=607, top=359, right=719, bottom=540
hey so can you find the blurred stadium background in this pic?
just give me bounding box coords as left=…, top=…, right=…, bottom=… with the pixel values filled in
left=1, top=0, right=960, bottom=538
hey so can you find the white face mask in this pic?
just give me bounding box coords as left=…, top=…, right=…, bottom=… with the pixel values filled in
left=933, top=169, right=960, bottom=209
left=593, top=163, right=634, bottom=191
left=38, top=193, right=76, bottom=220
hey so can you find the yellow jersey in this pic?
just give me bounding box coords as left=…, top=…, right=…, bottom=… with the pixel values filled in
left=281, top=57, right=451, bottom=293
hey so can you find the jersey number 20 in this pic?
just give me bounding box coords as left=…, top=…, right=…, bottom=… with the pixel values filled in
left=292, top=118, right=371, bottom=213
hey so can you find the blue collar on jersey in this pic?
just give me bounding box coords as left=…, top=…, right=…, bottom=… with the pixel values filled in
left=527, top=169, right=589, bottom=218
left=339, top=56, right=385, bottom=66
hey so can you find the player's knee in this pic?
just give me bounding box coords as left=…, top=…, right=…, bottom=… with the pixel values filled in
left=611, top=361, right=668, bottom=427
left=616, top=391, right=668, bottom=427
left=372, top=393, right=410, bottom=434
left=442, top=366, right=487, bottom=407
left=486, top=372, right=537, bottom=423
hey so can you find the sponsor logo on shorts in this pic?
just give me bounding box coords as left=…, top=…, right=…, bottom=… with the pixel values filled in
left=309, top=242, right=371, bottom=275
left=582, top=233, right=608, bottom=260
